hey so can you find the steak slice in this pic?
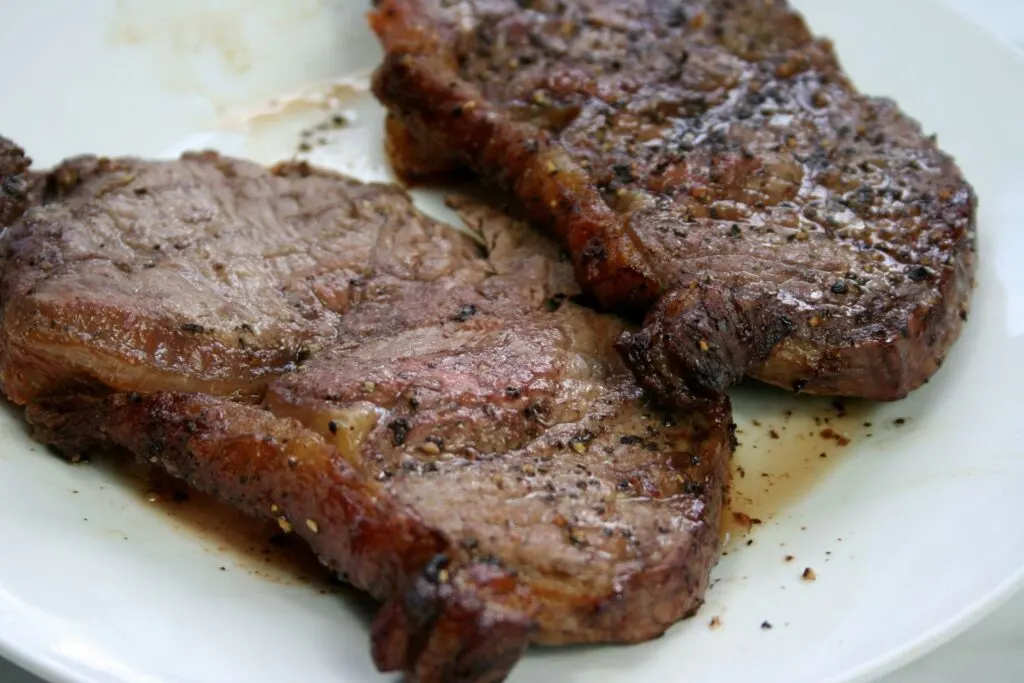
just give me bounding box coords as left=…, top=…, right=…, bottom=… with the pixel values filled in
left=370, top=0, right=977, bottom=406
left=8, top=152, right=734, bottom=682
left=0, top=136, right=31, bottom=228
left=0, top=152, right=488, bottom=403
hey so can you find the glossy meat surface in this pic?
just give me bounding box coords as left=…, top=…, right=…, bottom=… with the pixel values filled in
left=11, top=154, right=734, bottom=683
left=370, top=0, right=977, bottom=405
left=0, top=153, right=485, bottom=402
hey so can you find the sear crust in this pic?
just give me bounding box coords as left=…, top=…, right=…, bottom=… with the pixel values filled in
left=370, top=0, right=977, bottom=406
left=10, top=154, right=734, bottom=683
left=0, top=136, right=31, bottom=228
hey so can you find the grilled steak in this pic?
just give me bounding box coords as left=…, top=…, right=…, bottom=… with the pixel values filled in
left=370, top=0, right=977, bottom=406
left=6, top=152, right=734, bottom=682
left=0, top=136, right=31, bottom=228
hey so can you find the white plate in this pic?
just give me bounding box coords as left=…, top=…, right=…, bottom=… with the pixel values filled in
left=0, top=1, right=1022, bottom=682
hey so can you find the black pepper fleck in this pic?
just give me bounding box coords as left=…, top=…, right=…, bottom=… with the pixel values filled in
left=453, top=303, right=478, bottom=322
left=388, top=418, right=411, bottom=446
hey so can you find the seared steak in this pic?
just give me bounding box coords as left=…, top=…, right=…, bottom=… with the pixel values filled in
left=0, top=136, right=30, bottom=228
left=370, top=0, right=977, bottom=406
left=7, top=153, right=734, bottom=682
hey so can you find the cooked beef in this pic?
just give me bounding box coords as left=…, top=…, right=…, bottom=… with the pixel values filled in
left=0, top=153, right=489, bottom=403
left=0, top=136, right=31, bottom=228
left=8, top=153, right=734, bottom=683
left=370, top=0, right=977, bottom=406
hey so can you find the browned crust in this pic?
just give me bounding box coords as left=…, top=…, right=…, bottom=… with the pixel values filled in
left=0, top=136, right=31, bottom=228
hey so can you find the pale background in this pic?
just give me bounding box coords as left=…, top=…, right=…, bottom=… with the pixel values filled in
left=1, top=0, right=1022, bottom=681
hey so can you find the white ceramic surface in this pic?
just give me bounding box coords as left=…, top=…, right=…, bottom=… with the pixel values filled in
left=1, top=1, right=1023, bottom=682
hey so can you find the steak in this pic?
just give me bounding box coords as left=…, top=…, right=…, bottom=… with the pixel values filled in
left=6, top=152, right=734, bottom=682
left=0, top=136, right=31, bottom=228
left=370, top=0, right=977, bottom=406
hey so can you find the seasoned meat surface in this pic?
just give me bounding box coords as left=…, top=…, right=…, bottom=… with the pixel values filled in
left=0, top=153, right=487, bottom=402
left=0, top=136, right=31, bottom=228
left=11, top=153, right=734, bottom=683
left=370, top=0, right=977, bottom=406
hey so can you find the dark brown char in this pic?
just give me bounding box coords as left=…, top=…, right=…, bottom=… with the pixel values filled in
left=0, top=136, right=31, bottom=228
